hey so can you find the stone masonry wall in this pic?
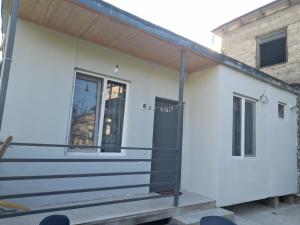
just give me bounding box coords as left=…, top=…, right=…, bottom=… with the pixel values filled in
left=297, top=94, right=300, bottom=192
left=222, top=3, right=300, bottom=84
left=221, top=4, right=300, bottom=193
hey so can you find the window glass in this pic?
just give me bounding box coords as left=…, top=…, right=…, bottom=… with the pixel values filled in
left=244, top=100, right=255, bottom=157
left=69, top=76, right=102, bottom=149
left=258, top=31, right=287, bottom=67
left=278, top=104, right=285, bottom=118
left=101, top=80, right=127, bottom=152
left=232, top=96, right=242, bottom=156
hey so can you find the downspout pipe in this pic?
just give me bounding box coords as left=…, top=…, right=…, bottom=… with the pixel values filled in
left=0, top=0, right=20, bottom=131
left=174, top=50, right=186, bottom=206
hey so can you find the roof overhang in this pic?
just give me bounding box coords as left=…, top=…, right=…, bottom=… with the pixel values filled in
left=212, top=0, right=300, bottom=37
left=1, top=0, right=299, bottom=94
left=17, top=0, right=220, bottom=74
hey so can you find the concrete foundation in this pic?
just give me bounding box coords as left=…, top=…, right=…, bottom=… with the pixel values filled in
left=281, top=195, right=294, bottom=204
left=261, top=197, right=280, bottom=208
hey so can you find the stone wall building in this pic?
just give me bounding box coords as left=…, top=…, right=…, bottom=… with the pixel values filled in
left=212, top=0, right=300, bottom=192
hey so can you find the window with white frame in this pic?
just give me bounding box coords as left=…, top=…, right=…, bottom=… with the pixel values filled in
left=232, top=95, right=256, bottom=157
left=69, top=72, right=127, bottom=153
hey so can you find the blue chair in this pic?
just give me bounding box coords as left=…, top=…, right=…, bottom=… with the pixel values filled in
left=200, top=216, right=237, bottom=225
left=39, top=215, right=70, bottom=225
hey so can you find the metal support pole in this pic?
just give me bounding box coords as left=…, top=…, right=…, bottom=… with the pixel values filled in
left=0, top=0, right=20, bottom=131
left=174, top=49, right=186, bottom=206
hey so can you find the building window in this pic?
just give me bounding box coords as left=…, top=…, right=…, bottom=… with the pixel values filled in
left=69, top=75, right=103, bottom=151
left=232, top=96, right=242, bottom=156
left=257, top=30, right=287, bottom=68
left=278, top=103, right=285, bottom=119
left=101, top=81, right=127, bottom=152
left=232, top=96, right=256, bottom=157
left=69, top=72, right=127, bottom=153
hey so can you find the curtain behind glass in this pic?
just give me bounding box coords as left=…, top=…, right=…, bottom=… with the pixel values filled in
left=232, top=96, right=241, bottom=156
left=244, top=100, right=255, bottom=156
left=101, top=80, right=126, bottom=152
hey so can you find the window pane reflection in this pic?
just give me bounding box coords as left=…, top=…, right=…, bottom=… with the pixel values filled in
left=70, top=77, right=101, bottom=149
left=101, top=81, right=127, bottom=152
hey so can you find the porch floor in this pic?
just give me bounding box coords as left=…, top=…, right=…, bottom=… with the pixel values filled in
left=0, top=191, right=215, bottom=225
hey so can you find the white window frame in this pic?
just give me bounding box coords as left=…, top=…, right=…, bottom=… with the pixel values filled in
left=232, top=93, right=257, bottom=159
left=65, top=69, right=130, bottom=157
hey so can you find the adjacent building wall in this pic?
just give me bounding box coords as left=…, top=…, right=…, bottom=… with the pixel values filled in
left=221, top=4, right=300, bottom=84
left=0, top=19, right=181, bottom=207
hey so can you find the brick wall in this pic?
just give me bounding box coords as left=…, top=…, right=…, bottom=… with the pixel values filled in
left=222, top=4, right=300, bottom=84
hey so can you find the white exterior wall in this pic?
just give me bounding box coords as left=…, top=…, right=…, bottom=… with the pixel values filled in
left=0, top=20, right=181, bottom=207
left=217, top=65, right=298, bottom=206
left=182, top=67, right=221, bottom=201
left=183, top=65, right=298, bottom=207
left=0, top=19, right=298, bottom=208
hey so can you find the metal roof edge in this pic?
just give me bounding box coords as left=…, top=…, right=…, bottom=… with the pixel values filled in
left=212, top=0, right=300, bottom=37
left=69, top=0, right=299, bottom=95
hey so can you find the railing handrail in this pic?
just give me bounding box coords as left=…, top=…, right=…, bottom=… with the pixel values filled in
left=0, top=158, right=177, bottom=162
left=0, top=169, right=177, bottom=181
left=0, top=181, right=176, bottom=200
left=1, top=142, right=178, bottom=151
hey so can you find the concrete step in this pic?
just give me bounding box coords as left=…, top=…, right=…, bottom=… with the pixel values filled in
left=233, top=216, right=262, bottom=225
left=171, top=208, right=234, bottom=225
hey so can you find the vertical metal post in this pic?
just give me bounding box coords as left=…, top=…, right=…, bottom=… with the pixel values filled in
left=0, top=0, right=20, bottom=131
left=174, top=49, right=186, bottom=206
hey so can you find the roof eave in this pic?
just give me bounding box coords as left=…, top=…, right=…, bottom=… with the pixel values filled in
left=212, top=0, right=300, bottom=37
left=74, top=0, right=298, bottom=94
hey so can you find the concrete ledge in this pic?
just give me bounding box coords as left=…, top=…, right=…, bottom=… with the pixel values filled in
left=171, top=208, right=234, bottom=225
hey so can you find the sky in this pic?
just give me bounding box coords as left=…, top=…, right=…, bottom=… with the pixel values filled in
left=0, top=0, right=274, bottom=51
left=104, top=0, right=274, bottom=51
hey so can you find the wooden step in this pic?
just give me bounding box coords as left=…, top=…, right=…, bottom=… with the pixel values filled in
left=171, top=208, right=234, bottom=225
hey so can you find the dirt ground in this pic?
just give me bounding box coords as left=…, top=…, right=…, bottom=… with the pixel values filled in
left=226, top=202, right=300, bottom=225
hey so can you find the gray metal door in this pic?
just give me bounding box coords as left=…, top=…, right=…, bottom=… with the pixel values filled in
left=150, top=97, right=178, bottom=193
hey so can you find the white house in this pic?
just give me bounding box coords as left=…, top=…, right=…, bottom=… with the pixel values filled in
left=0, top=0, right=298, bottom=216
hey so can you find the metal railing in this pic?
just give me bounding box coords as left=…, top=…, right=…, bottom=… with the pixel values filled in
left=0, top=142, right=180, bottom=219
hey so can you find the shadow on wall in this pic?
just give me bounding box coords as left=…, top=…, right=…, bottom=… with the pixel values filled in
left=291, top=84, right=300, bottom=193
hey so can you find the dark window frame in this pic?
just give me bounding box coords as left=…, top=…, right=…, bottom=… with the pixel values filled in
left=101, top=80, right=127, bottom=153
left=278, top=103, right=285, bottom=119
left=256, top=29, right=288, bottom=68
